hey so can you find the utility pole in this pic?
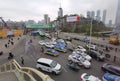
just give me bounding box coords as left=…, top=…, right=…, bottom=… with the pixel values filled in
left=89, top=18, right=93, bottom=51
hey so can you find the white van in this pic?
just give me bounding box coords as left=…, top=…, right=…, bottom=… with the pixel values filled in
left=36, top=58, right=62, bottom=74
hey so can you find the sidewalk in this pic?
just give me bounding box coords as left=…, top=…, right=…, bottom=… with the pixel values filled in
left=0, top=36, right=25, bottom=53
left=0, top=72, right=18, bottom=81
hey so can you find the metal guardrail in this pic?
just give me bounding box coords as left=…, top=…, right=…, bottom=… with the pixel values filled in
left=0, top=59, right=54, bottom=81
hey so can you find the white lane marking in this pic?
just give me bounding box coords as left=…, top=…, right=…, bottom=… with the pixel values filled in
left=62, top=66, right=68, bottom=72
left=59, top=58, right=68, bottom=72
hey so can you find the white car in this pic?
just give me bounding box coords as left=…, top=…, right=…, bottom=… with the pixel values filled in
left=76, top=46, right=86, bottom=52
left=49, top=41, right=57, bottom=45
left=66, top=41, right=75, bottom=51
left=36, top=58, right=62, bottom=74
left=86, top=44, right=96, bottom=50
left=45, top=42, right=55, bottom=48
left=38, top=41, right=46, bottom=45
left=68, top=54, right=91, bottom=68
left=73, top=49, right=92, bottom=61
left=80, top=73, right=101, bottom=81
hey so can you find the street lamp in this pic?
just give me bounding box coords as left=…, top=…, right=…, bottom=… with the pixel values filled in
left=89, top=18, right=93, bottom=51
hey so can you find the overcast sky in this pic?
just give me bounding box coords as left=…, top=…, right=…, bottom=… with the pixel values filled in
left=0, top=0, right=118, bottom=24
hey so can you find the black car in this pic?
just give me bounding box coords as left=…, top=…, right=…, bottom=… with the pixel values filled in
left=102, top=63, right=120, bottom=76
left=87, top=50, right=105, bottom=61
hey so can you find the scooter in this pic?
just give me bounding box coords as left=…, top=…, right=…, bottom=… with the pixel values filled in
left=8, top=53, right=14, bottom=60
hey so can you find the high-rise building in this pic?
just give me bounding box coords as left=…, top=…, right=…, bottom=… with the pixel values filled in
left=115, top=0, right=120, bottom=30
left=87, top=11, right=91, bottom=18
left=108, top=20, right=112, bottom=27
left=102, top=10, right=107, bottom=24
left=58, top=7, right=63, bottom=18
left=47, top=17, right=50, bottom=25
left=91, top=11, right=95, bottom=19
left=96, top=10, right=101, bottom=21
left=25, top=20, right=35, bottom=24
left=44, top=14, right=48, bottom=25
left=44, top=14, right=50, bottom=25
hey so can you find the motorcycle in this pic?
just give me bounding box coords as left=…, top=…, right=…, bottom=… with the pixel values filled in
left=8, top=52, right=14, bottom=60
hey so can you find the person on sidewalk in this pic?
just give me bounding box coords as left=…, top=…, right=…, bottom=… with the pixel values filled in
left=41, top=46, right=44, bottom=53
left=21, top=56, right=24, bottom=65
left=11, top=41, right=14, bottom=45
left=5, top=44, right=7, bottom=48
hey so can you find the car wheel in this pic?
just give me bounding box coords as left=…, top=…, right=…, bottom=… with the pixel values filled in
left=52, top=71, right=57, bottom=75
left=37, top=67, right=41, bottom=70
left=97, top=58, right=100, bottom=61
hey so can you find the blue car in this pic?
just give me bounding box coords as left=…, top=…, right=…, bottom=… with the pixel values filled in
left=54, top=41, right=67, bottom=52
left=67, top=62, right=80, bottom=71
left=103, top=73, right=120, bottom=81
left=43, top=49, right=59, bottom=56
left=54, top=47, right=67, bottom=53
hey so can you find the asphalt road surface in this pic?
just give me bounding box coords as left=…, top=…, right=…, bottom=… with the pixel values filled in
left=0, top=34, right=119, bottom=81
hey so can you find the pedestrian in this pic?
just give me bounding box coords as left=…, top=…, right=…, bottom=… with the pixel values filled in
left=115, top=48, right=117, bottom=52
left=106, top=46, right=109, bottom=51
left=11, top=38, right=13, bottom=41
left=30, top=39, right=32, bottom=43
left=8, top=39, right=11, bottom=43
left=7, top=43, right=10, bottom=47
left=5, top=44, right=7, bottom=48
left=21, top=56, right=24, bottom=65
left=11, top=41, right=14, bottom=45
left=41, top=46, right=44, bottom=53
left=113, top=56, right=116, bottom=62
left=18, top=37, right=20, bottom=40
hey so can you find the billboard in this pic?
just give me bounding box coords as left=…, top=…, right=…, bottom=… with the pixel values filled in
left=67, top=16, right=80, bottom=22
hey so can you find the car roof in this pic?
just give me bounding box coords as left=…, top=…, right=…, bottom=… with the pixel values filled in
left=89, top=75, right=99, bottom=81
left=37, top=58, right=53, bottom=64
left=104, top=73, right=120, bottom=80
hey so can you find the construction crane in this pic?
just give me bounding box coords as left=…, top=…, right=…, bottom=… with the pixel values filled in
left=0, top=17, right=10, bottom=29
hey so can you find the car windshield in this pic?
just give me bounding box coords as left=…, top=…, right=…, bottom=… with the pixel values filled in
left=83, top=74, right=90, bottom=79
left=50, top=61, right=57, bottom=68
left=116, top=78, right=120, bottom=81
left=81, top=58, right=85, bottom=62
left=83, top=53, right=87, bottom=56
left=52, top=50, right=55, bottom=52
left=108, top=74, right=115, bottom=78
left=93, top=51, right=101, bottom=56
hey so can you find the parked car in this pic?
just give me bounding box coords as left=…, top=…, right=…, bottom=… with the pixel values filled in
left=44, top=49, right=59, bottom=57
left=102, top=73, right=120, bottom=81
left=66, top=41, right=75, bottom=51
left=73, top=49, right=92, bottom=61
left=87, top=50, right=105, bottom=61
left=45, top=42, right=54, bottom=48
left=38, top=41, right=46, bottom=45
left=86, top=44, right=96, bottom=50
left=102, top=63, right=120, bottom=76
left=67, top=62, right=80, bottom=71
left=65, top=36, right=72, bottom=41
left=49, top=41, right=57, bottom=45
left=80, top=73, right=101, bottom=81
left=83, top=37, right=90, bottom=43
left=50, top=38, right=57, bottom=45
left=68, top=54, right=91, bottom=68
left=54, top=47, right=67, bottom=52
left=36, top=58, right=62, bottom=74
left=76, top=46, right=86, bottom=52
left=54, top=39, right=67, bottom=52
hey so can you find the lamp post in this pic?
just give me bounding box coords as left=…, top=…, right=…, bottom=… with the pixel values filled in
left=89, top=18, right=93, bottom=51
